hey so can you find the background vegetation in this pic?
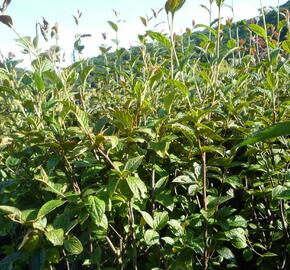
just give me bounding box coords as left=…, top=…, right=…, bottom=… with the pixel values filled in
left=0, top=0, right=289, bottom=269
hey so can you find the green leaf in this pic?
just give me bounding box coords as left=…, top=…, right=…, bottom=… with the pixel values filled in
left=238, top=121, right=290, bottom=146
left=5, top=156, right=21, bottom=167
left=224, top=176, right=243, bottom=188
left=107, top=21, right=118, bottom=32
left=153, top=211, right=169, bottom=231
left=217, top=247, right=235, bottom=261
left=194, top=24, right=217, bottom=37
left=282, top=40, right=290, bottom=53
left=144, top=229, right=159, bottom=246
left=227, top=215, right=247, bottom=228
left=168, top=219, right=183, bottom=237
left=86, top=196, right=106, bottom=224
left=270, top=48, right=280, bottom=65
left=79, top=65, right=94, bottom=84
left=149, top=141, right=170, bottom=158
left=227, top=38, right=236, bottom=49
left=34, top=73, right=45, bottom=92
left=249, top=24, right=266, bottom=39
left=45, top=229, right=64, bottom=246
left=37, top=199, right=65, bottom=219
left=262, top=252, right=278, bottom=257
left=161, top=236, right=175, bottom=245
left=140, top=211, right=154, bottom=228
left=46, top=248, right=60, bottom=264
left=155, top=193, right=175, bottom=211
left=243, top=248, right=253, bottom=262
left=74, top=106, right=90, bottom=132
left=225, top=228, right=247, bottom=249
left=172, top=175, right=194, bottom=184
left=126, top=176, right=147, bottom=199
left=165, top=0, right=186, bottom=15
left=0, top=252, right=22, bottom=267
left=163, top=91, right=175, bottom=113
left=140, top=16, right=147, bottom=27
left=277, top=189, right=290, bottom=200
left=272, top=185, right=287, bottom=199
left=167, top=79, right=189, bottom=97
left=200, top=146, right=225, bottom=156
left=124, top=156, right=144, bottom=172
left=31, top=248, right=46, bottom=270
left=0, top=205, right=22, bottom=220
left=147, top=31, right=171, bottom=49
left=64, top=235, right=83, bottom=255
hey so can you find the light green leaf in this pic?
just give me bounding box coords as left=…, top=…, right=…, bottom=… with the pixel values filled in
left=200, top=146, right=225, bottom=156
left=272, top=185, right=287, bottom=199
left=262, top=252, right=278, bottom=257
left=170, top=123, right=196, bottom=142
left=149, top=141, right=170, bottom=158
left=165, top=0, right=186, bottom=15
left=64, top=235, right=83, bottom=255
left=0, top=205, right=22, bottom=220
left=227, top=215, right=248, bottom=228
left=147, top=31, right=171, bottom=49
left=282, top=40, right=290, bottom=53
left=45, top=229, right=64, bottom=246
left=153, top=211, right=169, bottom=231
left=37, top=199, right=65, bottom=218
left=140, top=211, right=154, bottom=228
left=168, top=219, right=184, bottom=237
left=225, top=228, right=247, bottom=249
left=167, top=79, right=189, bottom=97
left=238, top=121, right=290, bottom=146
left=144, top=229, right=159, bottom=246
left=161, top=236, right=175, bottom=245
left=249, top=24, right=266, bottom=39
left=124, top=156, right=144, bottom=172
left=172, top=175, right=194, bottom=184
left=37, top=200, right=65, bottom=219
left=80, top=65, right=94, bottom=84
left=34, top=73, right=45, bottom=92
left=217, top=247, right=235, bottom=260
left=227, top=38, right=236, bottom=49
left=126, top=176, right=147, bottom=199
left=86, top=196, right=106, bottom=224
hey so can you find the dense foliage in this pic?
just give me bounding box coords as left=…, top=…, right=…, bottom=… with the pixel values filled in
left=0, top=0, right=290, bottom=269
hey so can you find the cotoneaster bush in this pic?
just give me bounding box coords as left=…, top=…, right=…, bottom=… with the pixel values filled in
left=0, top=0, right=290, bottom=269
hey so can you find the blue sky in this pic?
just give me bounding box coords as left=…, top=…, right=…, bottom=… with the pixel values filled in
left=0, top=0, right=285, bottom=65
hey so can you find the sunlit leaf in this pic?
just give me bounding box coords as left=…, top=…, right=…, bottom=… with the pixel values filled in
left=144, top=229, right=159, bottom=246
left=238, top=121, right=290, bottom=146
left=37, top=200, right=65, bottom=219
left=86, top=196, right=106, bottom=224
left=249, top=24, right=266, bottom=39
left=64, top=235, right=83, bottom=255
left=45, top=229, right=64, bottom=246
left=147, top=31, right=171, bottom=49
